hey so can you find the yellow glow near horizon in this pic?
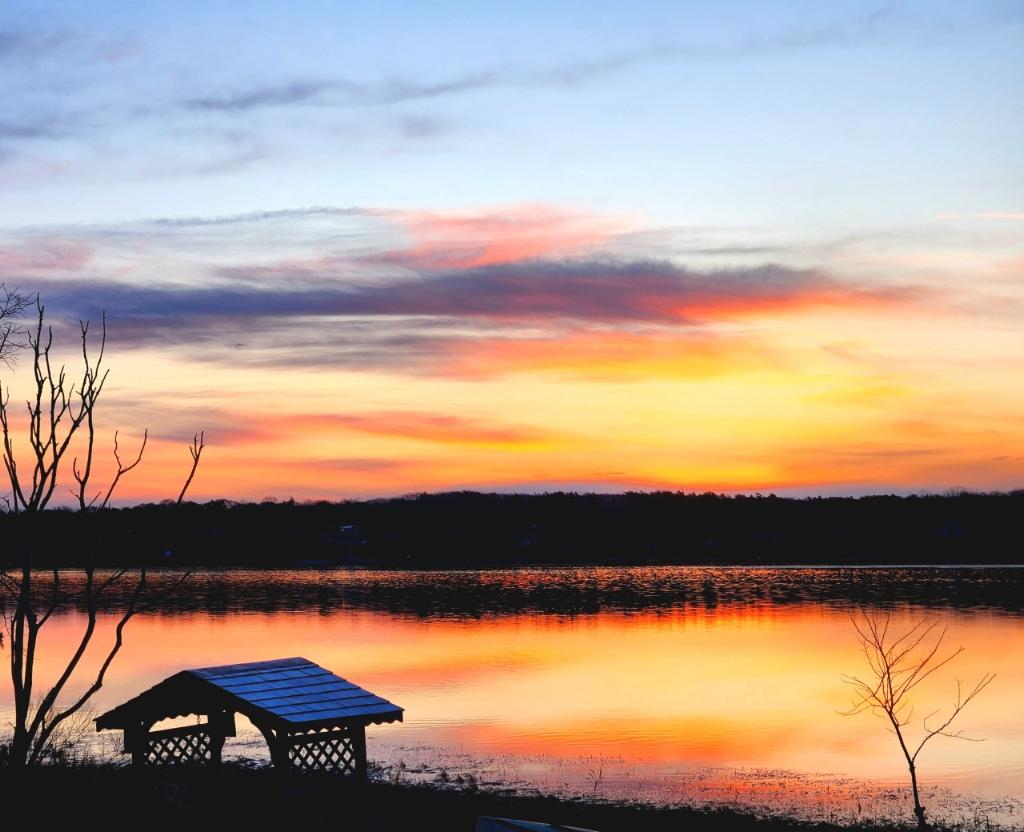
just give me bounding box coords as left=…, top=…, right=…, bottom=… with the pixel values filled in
left=93, top=317, right=1018, bottom=499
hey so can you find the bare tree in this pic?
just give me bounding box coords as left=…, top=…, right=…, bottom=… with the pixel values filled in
left=0, top=284, right=32, bottom=368
left=0, top=298, right=206, bottom=767
left=840, top=610, right=996, bottom=829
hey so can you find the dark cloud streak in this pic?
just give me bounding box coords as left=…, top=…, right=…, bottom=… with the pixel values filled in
left=0, top=119, right=61, bottom=140
left=18, top=256, right=919, bottom=375
left=186, top=79, right=351, bottom=112
left=149, top=206, right=373, bottom=227
left=180, top=7, right=896, bottom=114
left=0, top=28, right=68, bottom=60
left=31, top=259, right=852, bottom=324
left=182, top=73, right=501, bottom=113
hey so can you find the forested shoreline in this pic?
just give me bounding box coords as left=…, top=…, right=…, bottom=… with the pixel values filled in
left=2, top=490, right=1021, bottom=568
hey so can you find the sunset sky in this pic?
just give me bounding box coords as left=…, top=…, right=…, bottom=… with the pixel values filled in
left=1, top=1, right=1021, bottom=501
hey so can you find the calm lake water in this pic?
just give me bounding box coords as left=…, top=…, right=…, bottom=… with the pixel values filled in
left=4, top=567, right=1023, bottom=826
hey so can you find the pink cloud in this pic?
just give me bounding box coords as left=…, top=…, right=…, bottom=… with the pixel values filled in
left=0, top=239, right=93, bottom=275
left=378, top=205, right=623, bottom=269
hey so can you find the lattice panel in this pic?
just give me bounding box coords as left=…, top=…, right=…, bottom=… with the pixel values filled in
left=287, top=732, right=358, bottom=774
left=146, top=729, right=213, bottom=766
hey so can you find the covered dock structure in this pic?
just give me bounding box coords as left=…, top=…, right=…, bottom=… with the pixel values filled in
left=95, top=657, right=403, bottom=775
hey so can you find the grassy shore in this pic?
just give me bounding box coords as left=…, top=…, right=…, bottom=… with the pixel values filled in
left=0, top=764, right=932, bottom=832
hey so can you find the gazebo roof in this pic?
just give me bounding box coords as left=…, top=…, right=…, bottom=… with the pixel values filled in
left=95, top=657, right=403, bottom=732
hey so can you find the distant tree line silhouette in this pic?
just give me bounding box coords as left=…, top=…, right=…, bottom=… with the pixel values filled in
left=1, top=489, right=1021, bottom=570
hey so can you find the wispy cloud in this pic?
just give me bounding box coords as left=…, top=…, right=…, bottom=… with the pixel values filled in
left=935, top=211, right=1024, bottom=222
left=148, top=206, right=374, bottom=227
left=0, top=119, right=62, bottom=140
left=180, top=8, right=896, bottom=115
left=0, top=28, right=68, bottom=60
left=182, top=74, right=499, bottom=114
left=185, top=80, right=342, bottom=112
left=975, top=212, right=1024, bottom=222
left=0, top=5, right=903, bottom=185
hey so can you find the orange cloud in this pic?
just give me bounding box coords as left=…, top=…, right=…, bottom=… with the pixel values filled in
left=433, top=329, right=773, bottom=380
left=217, top=411, right=556, bottom=449
left=296, top=411, right=554, bottom=447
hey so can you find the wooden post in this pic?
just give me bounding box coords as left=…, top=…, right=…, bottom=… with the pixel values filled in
left=353, top=724, right=367, bottom=780
left=270, top=735, right=289, bottom=770
left=255, top=722, right=289, bottom=771
left=209, top=732, right=225, bottom=766
left=208, top=710, right=236, bottom=767
left=125, top=720, right=154, bottom=767
left=127, top=726, right=145, bottom=767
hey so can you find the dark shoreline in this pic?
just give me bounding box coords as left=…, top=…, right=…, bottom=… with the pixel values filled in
left=0, top=765, right=938, bottom=832
left=3, top=490, right=1024, bottom=570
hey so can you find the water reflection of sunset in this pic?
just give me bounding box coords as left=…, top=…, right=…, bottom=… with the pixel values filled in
left=8, top=601, right=1021, bottom=801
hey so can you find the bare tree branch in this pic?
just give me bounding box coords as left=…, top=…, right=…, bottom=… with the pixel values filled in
left=177, top=430, right=205, bottom=504
left=0, top=283, right=32, bottom=368
left=99, top=429, right=148, bottom=509
left=912, top=674, right=996, bottom=760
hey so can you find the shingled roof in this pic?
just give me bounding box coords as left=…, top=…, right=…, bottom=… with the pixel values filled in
left=95, top=657, right=404, bottom=731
